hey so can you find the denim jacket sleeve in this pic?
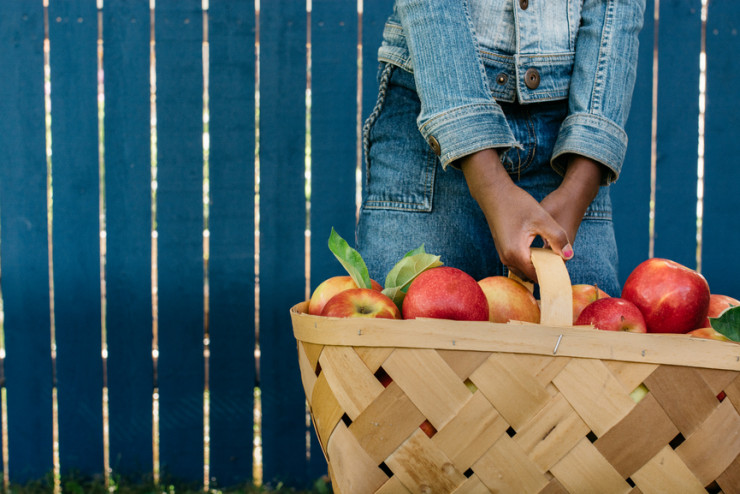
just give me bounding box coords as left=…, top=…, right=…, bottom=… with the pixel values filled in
left=394, top=0, right=518, bottom=169
left=551, top=0, right=647, bottom=185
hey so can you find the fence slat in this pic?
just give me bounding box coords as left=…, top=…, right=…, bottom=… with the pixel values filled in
left=104, top=0, right=154, bottom=476
left=308, top=0, right=359, bottom=479
left=0, top=3, right=54, bottom=483
left=701, top=1, right=740, bottom=296
left=652, top=0, right=702, bottom=269
left=155, top=1, right=205, bottom=482
left=613, top=0, right=655, bottom=286
left=48, top=0, right=105, bottom=475
left=310, top=0, right=359, bottom=287
left=208, top=0, right=256, bottom=486
left=259, top=0, right=309, bottom=486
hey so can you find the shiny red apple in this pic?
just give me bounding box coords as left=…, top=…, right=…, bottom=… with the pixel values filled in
left=702, top=294, right=740, bottom=328
left=478, top=276, right=540, bottom=323
left=572, top=284, right=611, bottom=324
left=402, top=267, right=488, bottom=321
left=575, top=297, right=647, bottom=332
left=308, top=275, right=383, bottom=315
left=621, top=258, right=710, bottom=334
left=320, top=288, right=401, bottom=319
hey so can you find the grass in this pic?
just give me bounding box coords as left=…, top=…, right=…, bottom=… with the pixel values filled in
left=4, top=474, right=332, bottom=494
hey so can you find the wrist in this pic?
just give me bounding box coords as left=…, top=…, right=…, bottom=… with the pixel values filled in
left=460, top=149, right=514, bottom=202
left=560, top=155, right=605, bottom=203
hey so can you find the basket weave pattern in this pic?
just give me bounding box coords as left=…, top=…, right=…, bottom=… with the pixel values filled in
left=297, top=337, right=740, bottom=493
left=294, top=250, right=740, bottom=493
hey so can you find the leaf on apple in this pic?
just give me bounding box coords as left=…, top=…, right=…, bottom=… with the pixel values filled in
left=382, top=245, right=443, bottom=310
left=328, top=227, right=372, bottom=289
left=710, top=305, right=740, bottom=342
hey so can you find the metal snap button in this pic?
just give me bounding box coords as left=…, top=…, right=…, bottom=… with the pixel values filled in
left=524, top=68, right=540, bottom=89
left=496, top=73, right=508, bottom=85
left=427, top=136, right=441, bottom=156
left=520, top=0, right=529, bottom=9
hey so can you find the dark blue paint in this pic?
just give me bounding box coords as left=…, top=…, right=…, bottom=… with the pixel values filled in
left=0, top=2, right=54, bottom=483
left=258, top=0, right=309, bottom=486
left=48, top=0, right=105, bottom=476
left=155, top=0, right=205, bottom=482
left=104, top=0, right=154, bottom=477
left=208, top=0, right=257, bottom=486
left=701, top=0, right=740, bottom=295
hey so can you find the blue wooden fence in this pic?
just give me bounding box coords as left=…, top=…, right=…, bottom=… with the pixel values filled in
left=0, top=0, right=737, bottom=490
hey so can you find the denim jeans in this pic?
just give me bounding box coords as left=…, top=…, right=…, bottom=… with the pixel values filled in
left=356, top=65, right=621, bottom=296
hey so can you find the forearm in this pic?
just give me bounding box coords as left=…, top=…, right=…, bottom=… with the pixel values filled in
left=394, top=0, right=517, bottom=168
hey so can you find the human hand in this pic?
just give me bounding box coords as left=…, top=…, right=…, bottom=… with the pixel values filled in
left=460, top=149, right=573, bottom=282
left=540, top=155, right=605, bottom=248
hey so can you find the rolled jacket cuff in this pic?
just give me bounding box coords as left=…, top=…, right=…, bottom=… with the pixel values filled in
left=418, top=103, right=519, bottom=170
left=551, top=113, right=628, bottom=185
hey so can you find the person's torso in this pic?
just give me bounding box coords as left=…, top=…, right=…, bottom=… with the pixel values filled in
left=378, top=0, right=586, bottom=103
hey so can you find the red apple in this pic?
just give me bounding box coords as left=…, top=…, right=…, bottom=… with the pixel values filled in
left=686, top=327, right=732, bottom=342
left=308, top=275, right=382, bottom=315
left=702, top=294, right=740, bottom=328
left=320, top=288, right=401, bottom=319
left=621, top=258, right=710, bottom=334
left=419, top=419, right=437, bottom=438
left=402, top=267, right=488, bottom=321
left=572, top=284, right=611, bottom=324
left=478, top=276, right=540, bottom=323
left=575, top=297, right=647, bottom=333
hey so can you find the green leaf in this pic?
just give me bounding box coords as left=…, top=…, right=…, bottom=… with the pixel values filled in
left=327, top=227, right=371, bottom=289
left=709, top=305, right=740, bottom=342
left=384, top=247, right=443, bottom=291
left=382, top=286, right=406, bottom=312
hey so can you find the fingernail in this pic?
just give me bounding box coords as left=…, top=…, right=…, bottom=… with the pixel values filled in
left=563, top=244, right=574, bottom=259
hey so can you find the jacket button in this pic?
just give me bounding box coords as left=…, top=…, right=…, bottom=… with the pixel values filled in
left=524, top=68, right=540, bottom=89
left=496, top=73, right=508, bottom=85
left=520, top=0, right=529, bottom=9
left=427, top=136, right=441, bottom=156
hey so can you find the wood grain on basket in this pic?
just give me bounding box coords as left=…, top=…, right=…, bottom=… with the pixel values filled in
left=292, top=249, right=740, bottom=493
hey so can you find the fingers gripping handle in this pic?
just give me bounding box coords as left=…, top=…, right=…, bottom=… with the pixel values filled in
left=530, top=248, right=573, bottom=326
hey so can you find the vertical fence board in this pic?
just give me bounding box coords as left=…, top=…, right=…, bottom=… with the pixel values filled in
left=613, top=0, right=655, bottom=286
left=360, top=1, right=394, bottom=189
left=259, top=0, right=308, bottom=486
left=155, top=1, right=205, bottom=481
left=48, top=0, right=105, bottom=475
left=308, top=0, right=358, bottom=478
left=0, top=3, right=54, bottom=483
left=310, top=0, right=359, bottom=286
left=104, top=0, right=153, bottom=476
left=701, top=1, right=740, bottom=296
left=652, top=0, right=702, bottom=269
left=208, top=0, right=256, bottom=486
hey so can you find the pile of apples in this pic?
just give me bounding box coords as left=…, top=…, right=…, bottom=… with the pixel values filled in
left=309, top=229, right=739, bottom=343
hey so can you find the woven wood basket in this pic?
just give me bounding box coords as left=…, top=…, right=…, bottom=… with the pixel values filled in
left=291, top=249, right=740, bottom=493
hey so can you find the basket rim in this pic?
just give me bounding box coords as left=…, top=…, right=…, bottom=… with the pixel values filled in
left=291, top=301, right=740, bottom=371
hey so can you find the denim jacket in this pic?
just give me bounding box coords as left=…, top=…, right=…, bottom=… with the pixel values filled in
left=377, top=0, right=646, bottom=184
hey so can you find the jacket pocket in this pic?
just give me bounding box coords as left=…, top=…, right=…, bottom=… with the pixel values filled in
left=362, top=65, right=437, bottom=212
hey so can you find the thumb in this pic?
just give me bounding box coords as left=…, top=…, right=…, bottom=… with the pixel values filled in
left=538, top=220, right=574, bottom=261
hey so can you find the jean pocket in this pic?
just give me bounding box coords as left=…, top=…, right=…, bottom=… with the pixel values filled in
left=362, top=65, right=437, bottom=212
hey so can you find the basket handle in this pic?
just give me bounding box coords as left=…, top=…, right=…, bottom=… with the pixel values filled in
left=530, top=248, right=573, bottom=326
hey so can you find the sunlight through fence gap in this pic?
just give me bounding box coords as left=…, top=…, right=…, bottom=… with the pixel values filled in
left=202, top=0, right=212, bottom=489
left=695, top=0, right=708, bottom=273
left=253, top=0, right=263, bottom=486
left=648, top=0, right=659, bottom=260
left=96, top=0, right=111, bottom=487
left=42, top=1, right=61, bottom=492
left=149, top=0, right=161, bottom=485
